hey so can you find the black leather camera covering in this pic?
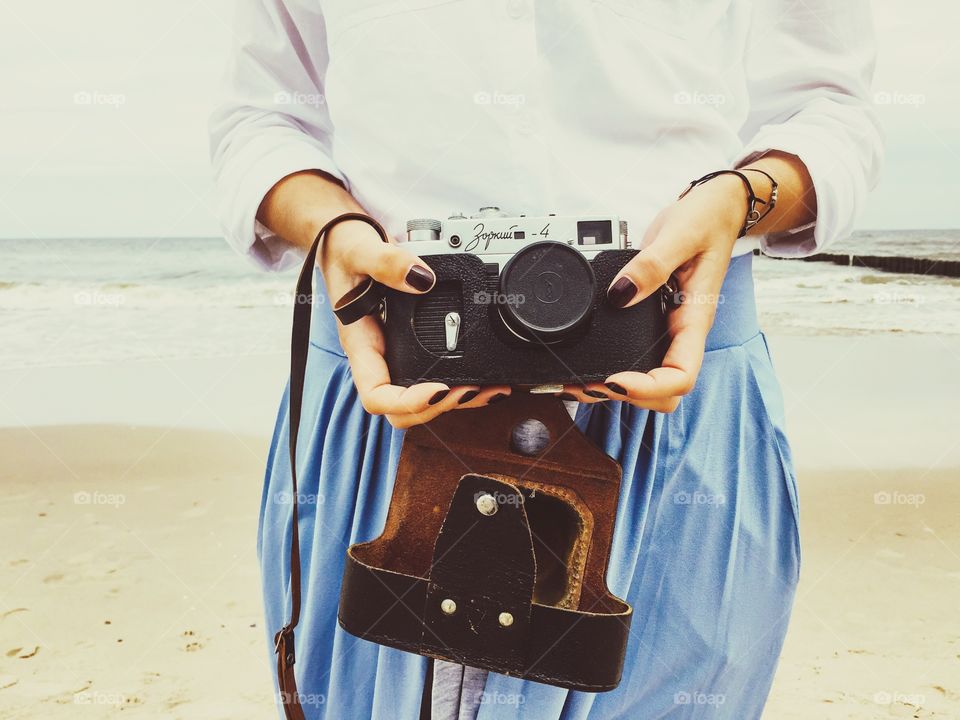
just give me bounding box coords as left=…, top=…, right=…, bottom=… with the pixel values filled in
left=382, top=249, right=669, bottom=386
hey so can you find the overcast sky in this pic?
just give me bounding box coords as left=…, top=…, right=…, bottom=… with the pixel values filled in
left=0, top=0, right=957, bottom=239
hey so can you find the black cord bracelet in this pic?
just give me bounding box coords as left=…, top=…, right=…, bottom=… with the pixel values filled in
left=679, top=169, right=779, bottom=238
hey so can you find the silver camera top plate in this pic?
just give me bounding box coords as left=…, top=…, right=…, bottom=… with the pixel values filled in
left=406, top=207, right=628, bottom=267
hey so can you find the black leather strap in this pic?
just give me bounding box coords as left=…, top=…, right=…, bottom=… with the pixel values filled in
left=276, top=211, right=389, bottom=720
left=419, top=657, right=434, bottom=720
left=333, top=277, right=387, bottom=325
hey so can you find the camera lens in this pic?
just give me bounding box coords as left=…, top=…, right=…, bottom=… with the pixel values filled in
left=499, top=241, right=595, bottom=343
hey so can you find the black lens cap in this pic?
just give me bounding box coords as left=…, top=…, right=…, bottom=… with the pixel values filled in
left=499, top=241, right=595, bottom=343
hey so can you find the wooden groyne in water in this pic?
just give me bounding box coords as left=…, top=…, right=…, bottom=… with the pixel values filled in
left=756, top=250, right=960, bottom=278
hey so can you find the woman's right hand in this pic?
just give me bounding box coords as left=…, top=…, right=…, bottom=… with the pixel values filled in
left=320, top=218, right=511, bottom=429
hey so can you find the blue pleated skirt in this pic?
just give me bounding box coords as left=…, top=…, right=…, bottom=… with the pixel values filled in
left=258, top=253, right=800, bottom=719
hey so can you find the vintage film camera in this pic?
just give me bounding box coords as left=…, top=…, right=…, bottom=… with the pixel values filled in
left=383, top=207, right=670, bottom=388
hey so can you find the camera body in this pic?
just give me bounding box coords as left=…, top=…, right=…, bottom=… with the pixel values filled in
left=383, top=208, right=669, bottom=389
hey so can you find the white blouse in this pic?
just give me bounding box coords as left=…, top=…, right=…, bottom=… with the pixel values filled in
left=210, top=0, right=883, bottom=271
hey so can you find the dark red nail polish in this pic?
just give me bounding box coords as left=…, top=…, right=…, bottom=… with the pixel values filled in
left=428, top=390, right=449, bottom=405
left=487, top=393, right=509, bottom=404
left=458, top=390, right=480, bottom=405
left=607, top=276, right=637, bottom=308
left=605, top=382, right=627, bottom=395
left=406, top=265, right=435, bottom=292
left=557, top=393, right=578, bottom=401
left=584, top=389, right=608, bottom=400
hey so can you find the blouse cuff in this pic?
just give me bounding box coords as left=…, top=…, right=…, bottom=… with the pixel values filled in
left=215, top=127, right=345, bottom=271
left=734, top=121, right=863, bottom=259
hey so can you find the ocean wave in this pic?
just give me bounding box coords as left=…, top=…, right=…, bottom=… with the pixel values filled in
left=2, top=235, right=959, bottom=368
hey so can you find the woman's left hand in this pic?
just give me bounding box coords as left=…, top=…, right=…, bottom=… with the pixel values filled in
left=556, top=174, right=748, bottom=412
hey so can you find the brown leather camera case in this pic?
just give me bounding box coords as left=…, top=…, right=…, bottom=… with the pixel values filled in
left=338, top=395, right=633, bottom=692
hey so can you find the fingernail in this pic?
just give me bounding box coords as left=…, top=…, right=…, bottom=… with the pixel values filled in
left=605, top=382, right=627, bottom=395
left=607, top=276, right=637, bottom=308
left=487, top=392, right=509, bottom=404
left=458, top=390, right=480, bottom=405
left=584, top=389, right=609, bottom=400
left=428, top=390, right=449, bottom=405
left=556, top=393, right=578, bottom=401
left=405, top=265, right=435, bottom=292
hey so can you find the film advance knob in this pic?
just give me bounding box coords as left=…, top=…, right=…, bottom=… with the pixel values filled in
left=406, top=218, right=442, bottom=242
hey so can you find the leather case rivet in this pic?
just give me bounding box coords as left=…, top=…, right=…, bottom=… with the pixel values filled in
left=440, top=598, right=457, bottom=615
left=475, top=493, right=498, bottom=516
left=498, top=612, right=514, bottom=628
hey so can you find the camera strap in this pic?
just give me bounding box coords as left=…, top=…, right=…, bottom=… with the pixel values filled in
left=276, top=212, right=390, bottom=720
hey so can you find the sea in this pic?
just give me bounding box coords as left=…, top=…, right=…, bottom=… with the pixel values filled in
left=1, top=230, right=958, bottom=369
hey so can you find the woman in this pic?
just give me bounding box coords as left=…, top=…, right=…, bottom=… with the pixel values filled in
left=210, top=1, right=881, bottom=718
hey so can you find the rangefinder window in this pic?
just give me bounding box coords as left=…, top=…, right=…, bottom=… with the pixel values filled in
left=576, top=220, right=613, bottom=246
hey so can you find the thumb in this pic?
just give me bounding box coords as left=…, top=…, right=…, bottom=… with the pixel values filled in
left=606, top=236, right=688, bottom=309
left=330, top=220, right=437, bottom=295
left=360, top=241, right=437, bottom=294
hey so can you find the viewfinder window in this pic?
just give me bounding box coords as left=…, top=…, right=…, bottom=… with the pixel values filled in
left=576, top=220, right=612, bottom=246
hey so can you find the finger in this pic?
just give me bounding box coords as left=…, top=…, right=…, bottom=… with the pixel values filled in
left=633, top=396, right=682, bottom=413
left=384, top=386, right=481, bottom=428
left=555, top=384, right=681, bottom=413
left=606, top=233, right=693, bottom=309
left=339, top=316, right=446, bottom=415
left=331, top=222, right=436, bottom=294
left=454, top=386, right=512, bottom=410
left=605, top=299, right=712, bottom=400
left=553, top=386, right=610, bottom=404
left=590, top=380, right=682, bottom=413
left=604, top=312, right=709, bottom=399
left=610, top=248, right=729, bottom=399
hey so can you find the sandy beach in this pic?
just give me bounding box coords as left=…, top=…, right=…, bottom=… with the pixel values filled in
left=2, top=333, right=959, bottom=719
